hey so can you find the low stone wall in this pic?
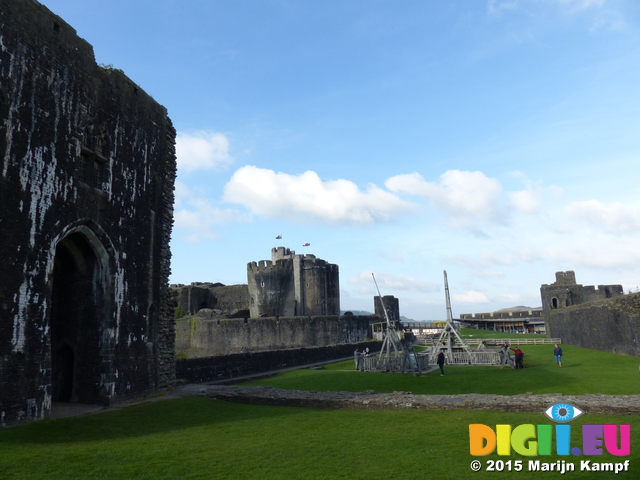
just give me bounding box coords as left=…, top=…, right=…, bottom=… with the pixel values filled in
left=175, top=314, right=376, bottom=357
left=546, top=293, right=640, bottom=357
left=175, top=341, right=382, bottom=383
left=187, top=385, right=640, bottom=415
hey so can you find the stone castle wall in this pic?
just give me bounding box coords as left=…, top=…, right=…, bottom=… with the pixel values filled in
left=541, top=270, right=623, bottom=313
left=0, top=0, right=176, bottom=425
left=544, top=293, right=640, bottom=357
left=176, top=340, right=383, bottom=384
left=175, top=313, right=376, bottom=357
left=247, top=247, right=340, bottom=318
left=173, top=283, right=249, bottom=317
left=541, top=271, right=639, bottom=357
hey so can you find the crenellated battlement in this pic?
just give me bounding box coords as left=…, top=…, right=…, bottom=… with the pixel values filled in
left=249, top=247, right=339, bottom=317
left=271, top=246, right=294, bottom=261
left=541, top=270, right=624, bottom=314
left=554, top=270, right=577, bottom=286
left=247, top=258, right=293, bottom=272
left=271, top=246, right=318, bottom=263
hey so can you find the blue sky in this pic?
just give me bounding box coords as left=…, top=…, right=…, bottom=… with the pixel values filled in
left=40, top=0, right=640, bottom=319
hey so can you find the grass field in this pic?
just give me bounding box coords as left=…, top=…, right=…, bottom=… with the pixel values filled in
left=1, top=341, right=638, bottom=479
left=245, top=343, right=640, bottom=396
left=1, top=397, right=637, bottom=479
left=460, top=328, right=546, bottom=339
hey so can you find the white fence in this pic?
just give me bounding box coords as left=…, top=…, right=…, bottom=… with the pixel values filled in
left=426, top=351, right=502, bottom=366
left=361, top=353, right=429, bottom=373
left=418, top=337, right=561, bottom=346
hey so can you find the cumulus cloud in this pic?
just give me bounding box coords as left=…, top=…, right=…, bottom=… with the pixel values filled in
left=544, top=242, right=640, bottom=269
left=563, top=200, right=640, bottom=234
left=223, top=166, right=415, bottom=225
left=508, top=187, right=542, bottom=214
left=385, top=170, right=504, bottom=230
left=173, top=181, right=245, bottom=242
left=453, top=290, right=490, bottom=304
left=176, top=131, right=233, bottom=173
left=350, top=271, right=439, bottom=294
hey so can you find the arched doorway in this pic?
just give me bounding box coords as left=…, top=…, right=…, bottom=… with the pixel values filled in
left=50, top=230, right=108, bottom=405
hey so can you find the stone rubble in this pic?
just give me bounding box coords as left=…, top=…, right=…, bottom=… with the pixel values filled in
left=177, top=384, right=640, bottom=415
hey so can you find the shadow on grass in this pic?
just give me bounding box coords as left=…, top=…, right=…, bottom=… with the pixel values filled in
left=0, top=397, right=300, bottom=445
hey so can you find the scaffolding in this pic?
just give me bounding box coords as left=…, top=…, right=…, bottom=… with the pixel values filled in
left=362, top=273, right=426, bottom=375
left=426, top=271, right=503, bottom=367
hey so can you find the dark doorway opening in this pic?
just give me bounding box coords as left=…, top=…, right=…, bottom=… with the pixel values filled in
left=50, top=232, right=104, bottom=405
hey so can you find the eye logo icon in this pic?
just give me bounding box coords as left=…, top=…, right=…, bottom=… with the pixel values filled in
left=544, top=403, right=584, bottom=422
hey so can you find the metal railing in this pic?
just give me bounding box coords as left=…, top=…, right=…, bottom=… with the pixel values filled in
left=425, top=351, right=502, bottom=366
left=418, top=337, right=561, bottom=346
left=361, top=353, right=429, bottom=373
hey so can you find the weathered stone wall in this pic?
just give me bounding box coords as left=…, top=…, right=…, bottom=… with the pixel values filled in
left=374, top=295, right=400, bottom=321
left=176, top=314, right=376, bottom=357
left=541, top=270, right=624, bottom=314
left=175, top=341, right=382, bottom=383
left=545, top=293, right=640, bottom=357
left=0, top=0, right=176, bottom=425
left=173, top=283, right=249, bottom=316
left=247, top=247, right=340, bottom=318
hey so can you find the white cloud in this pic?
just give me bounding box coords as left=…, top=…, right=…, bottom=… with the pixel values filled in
left=386, top=170, right=504, bottom=230
left=563, top=200, right=640, bottom=234
left=176, top=131, right=234, bottom=173
left=350, top=271, right=439, bottom=295
left=508, top=187, right=542, bottom=214
left=223, top=166, right=415, bottom=225
left=173, top=181, right=245, bottom=242
left=545, top=242, right=640, bottom=269
left=453, top=290, right=491, bottom=304
left=446, top=251, right=517, bottom=269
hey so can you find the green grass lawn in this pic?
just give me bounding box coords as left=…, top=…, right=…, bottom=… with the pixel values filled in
left=1, top=344, right=638, bottom=479
left=1, top=397, right=637, bottom=479
left=245, top=344, right=640, bottom=396
left=460, top=328, right=546, bottom=339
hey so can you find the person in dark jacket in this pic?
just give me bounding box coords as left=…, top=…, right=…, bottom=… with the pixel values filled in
left=510, top=347, right=524, bottom=369
left=437, top=349, right=446, bottom=376
left=554, top=344, right=563, bottom=367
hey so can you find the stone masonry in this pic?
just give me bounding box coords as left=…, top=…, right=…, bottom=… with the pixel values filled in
left=0, top=0, right=176, bottom=426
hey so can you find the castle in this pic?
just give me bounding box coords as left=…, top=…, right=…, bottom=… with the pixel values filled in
left=540, top=270, right=624, bottom=313
left=540, top=271, right=640, bottom=356
left=247, top=247, right=340, bottom=318
left=0, top=0, right=176, bottom=426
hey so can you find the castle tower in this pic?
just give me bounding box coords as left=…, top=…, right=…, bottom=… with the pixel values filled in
left=247, top=248, right=340, bottom=317
left=540, top=270, right=624, bottom=315
left=374, top=295, right=400, bottom=322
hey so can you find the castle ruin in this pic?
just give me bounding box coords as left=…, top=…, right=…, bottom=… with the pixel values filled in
left=247, top=247, right=340, bottom=318
left=0, top=0, right=176, bottom=425
left=540, top=271, right=624, bottom=314
left=541, top=271, right=640, bottom=357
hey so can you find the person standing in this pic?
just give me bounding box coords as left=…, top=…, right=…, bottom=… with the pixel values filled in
left=354, top=348, right=361, bottom=370
left=554, top=344, right=563, bottom=367
left=437, top=349, right=446, bottom=376
left=510, top=347, right=524, bottom=369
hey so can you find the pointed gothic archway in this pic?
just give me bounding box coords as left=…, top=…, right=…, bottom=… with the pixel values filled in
left=49, top=226, right=113, bottom=406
